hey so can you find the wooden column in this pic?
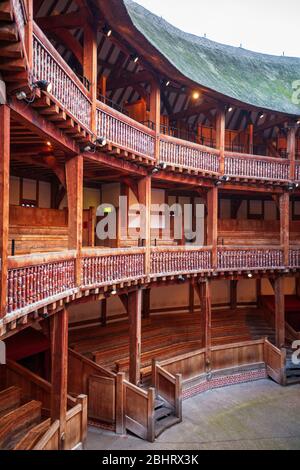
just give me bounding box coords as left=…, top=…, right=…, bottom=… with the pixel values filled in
left=25, top=0, right=33, bottom=68
left=248, top=123, right=254, bottom=154
left=230, top=280, right=238, bottom=310
left=274, top=277, right=285, bottom=349
left=198, top=280, right=212, bottom=366
left=83, top=24, right=98, bottom=134
left=138, top=175, right=151, bottom=275
left=100, top=298, right=107, bottom=326
left=142, top=288, right=151, bottom=319
left=287, top=125, right=296, bottom=180
left=128, top=289, right=142, bottom=385
left=279, top=192, right=290, bottom=266
left=207, top=186, right=218, bottom=268
left=0, top=105, right=10, bottom=318
left=50, top=307, right=68, bottom=449
left=189, top=279, right=195, bottom=314
left=65, top=155, right=83, bottom=284
left=149, top=79, right=161, bottom=162
left=256, top=278, right=262, bottom=308
left=216, top=107, right=226, bottom=174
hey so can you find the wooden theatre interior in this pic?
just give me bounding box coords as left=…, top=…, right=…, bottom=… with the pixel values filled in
left=0, top=0, right=300, bottom=449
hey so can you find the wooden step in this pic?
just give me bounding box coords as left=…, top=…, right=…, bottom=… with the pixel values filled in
left=155, top=406, right=172, bottom=421
left=14, top=418, right=51, bottom=450
left=0, top=386, right=21, bottom=417
left=0, top=23, right=18, bottom=41
left=155, top=415, right=181, bottom=438
left=0, top=400, right=42, bottom=450
left=0, top=2, right=13, bottom=22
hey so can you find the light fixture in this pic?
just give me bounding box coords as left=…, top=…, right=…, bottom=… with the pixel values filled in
left=46, top=141, right=52, bottom=147
left=130, top=53, right=139, bottom=64
left=297, top=119, right=300, bottom=125
left=258, top=112, right=265, bottom=120
left=220, top=175, right=231, bottom=182
left=158, top=162, right=167, bottom=170
left=16, top=91, right=27, bottom=101
left=82, top=145, right=93, bottom=153
left=192, top=91, right=200, bottom=100
left=178, top=275, right=186, bottom=283
left=95, top=136, right=107, bottom=147
left=32, top=80, right=52, bottom=93
left=247, top=272, right=253, bottom=278
left=151, top=167, right=160, bottom=175
left=180, top=85, right=186, bottom=93
left=287, top=182, right=299, bottom=191
left=151, top=162, right=167, bottom=174
left=227, top=106, right=233, bottom=113
left=110, top=288, right=117, bottom=296
left=102, top=24, right=112, bottom=37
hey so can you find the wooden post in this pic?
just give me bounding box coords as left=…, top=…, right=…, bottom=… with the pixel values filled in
left=100, top=298, right=107, bottom=326
left=296, top=278, right=300, bottom=298
left=138, top=176, right=151, bottom=275
left=150, top=79, right=161, bottom=162
left=207, top=186, right=218, bottom=268
left=76, top=394, right=88, bottom=448
left=216, top=107, right=226, bottom=174
left=83, top=24, right=98, bottom=134
left=274, top=277, right=285, bottom=349
left=0, top=105, right=10, bottom=319
left=50, top=307, right=68, bottom=449
left=25, top=0, right=33, bottom=68
left=279, top=192, right=289, bottom=266
left=115, top=372, right=125, bottom=435
left=248, top=123, right=254, bottom=154
left=230, top=280, right=238, bottom=310
left=256, top=278, right=262, bottom=307
left=142, top=288, right=151, bottom=319
left=189, top=279, right=195, bottom=314
left=65, top=155, right=83, bottom=284
left=287, top=125, right=296, bottom=180
left=128, top=289, right=142, bottom=385
left=198, top=280, right=212, bottom=366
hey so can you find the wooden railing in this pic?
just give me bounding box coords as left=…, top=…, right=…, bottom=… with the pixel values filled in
left=7, top=251, right=76, bottom=314
left=152, top=360, right=182, bottom=421
left=217, top=247, right=284, bottom=271
left=32, top=24, right=92, bottom=129
left=224, top=151, right=290, bottom=181
left=81, top=248, right=146, bottom=288
left=150, top=246, right=212, bottom=277
left=12, top=0, right=27, bottom=41
left=295, top=162, right=300, bottom=181
left=289, top=248, right=300, bottom=268
left=264, top=339, right=286, bottom=385
left=96, top=101, right=155, bottom=159
left=159, top=134, right=220, bottom=173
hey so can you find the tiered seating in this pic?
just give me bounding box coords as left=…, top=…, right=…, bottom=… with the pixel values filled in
left=0, top=386, right=51, bottom=450
left=9, top=225, right=68, bottom=255
left=70, top=310, right=264, bottom=377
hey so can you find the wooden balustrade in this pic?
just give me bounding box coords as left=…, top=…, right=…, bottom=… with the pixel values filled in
left=264, top=339, right=286, bottom=385
left=81, top=248, right=146, bottom=288
left=12, top=0, right=27, bottom=41
left=159, top=134, right=220, bottom=173
left=289, top=248, right=300, bottom=268
left=7, top=252, right=76, bottom=314
left=217, top=247, right=284, bottom=271
left=295, top=162, right=300, bottom=181
left=150, top=247, right=212, bottom=277
left=224, top=151, right=290, bottom=181
left=96, top=101, right=156, bottom=159
left=32, top=24, right=91, bottom=129
left=152, top=361, right=182, bottom=420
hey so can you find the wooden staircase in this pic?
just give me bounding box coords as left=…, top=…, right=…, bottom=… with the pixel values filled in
left=154, top=395, right=181, bottom=439
left=285, top=348, right=300, bottom=386
left=0, top=386, right=52, bottom=450
left=0, top=0, right=29, bottom=89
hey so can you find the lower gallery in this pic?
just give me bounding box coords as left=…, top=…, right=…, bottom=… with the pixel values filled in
left=0, top=0, right=300, bottom=452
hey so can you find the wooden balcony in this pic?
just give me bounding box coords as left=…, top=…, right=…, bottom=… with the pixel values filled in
left=2, top=245, right=299, bottom=333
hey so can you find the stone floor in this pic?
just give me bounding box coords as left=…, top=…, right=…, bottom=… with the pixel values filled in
left=87, top=379, right=300, bottom=450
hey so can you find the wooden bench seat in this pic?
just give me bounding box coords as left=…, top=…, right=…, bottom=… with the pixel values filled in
left=0, top=386, right=21, bottom=417
left=0, top=400, right=42, bottom=450
left=9, top=225, right=68, bottom=255
left=14, top=418, right=51, bottom=450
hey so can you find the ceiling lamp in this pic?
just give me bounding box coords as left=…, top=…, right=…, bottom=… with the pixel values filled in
left=102, top=24, right=112, bottom=37
left=258, top=112, right=265, bottom=120
left=32, top=80, right=52, bottom=93
left=131, top=53, right=139, bottom=64
left=192, top=91, right=201, bottom=100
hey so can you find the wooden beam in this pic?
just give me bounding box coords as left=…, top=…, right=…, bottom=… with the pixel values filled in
left=207, top=187, right=218, bottom=268
left=256, top=278, right=262, bottom=308
left=216, top=107, right=225, bottom=174
left=83, top=24, right=97, bottom=133
left=50, top=29, right=83, bottom=65
left=274, top=277, right=285, bottom=349
left=142, top=288, right=151, bottom=319
left=50, top=307, right=68, bottom=449
left=138, top=175, right=151, bottom=274
left=0, top=105, right=10, bottom=318
left=65, top=155, right=83, bottom=284
left=128, top=289, right=142, bottom=385
left=198, top=280, right=212, bottom=365
left=279, top=192, right=289, bottom=266
left=150, top=79, right=160, bottom=161
left=230, top=280, right=238, bottom=310
left=36, top=11, right=87, bottom=31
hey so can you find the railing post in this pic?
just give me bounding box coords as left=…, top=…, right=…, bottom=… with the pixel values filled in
left=76, top=394, right=88, bottom=448
left=65, top=155, right=83, bottom=285
left=0, top=105, right=10, bottom=319
left=175, top=374, right=182, bottom=421
left=152, top=358, right=157, bottom=388
left=138, top=175, right=151, bottom=276
left=279, top=192, right=289, bottom=266
left=116, top=372, right=125, bottom=435
left=147, top=387, right=155, bottom=442
left=216, top=106, right=225, bottom=175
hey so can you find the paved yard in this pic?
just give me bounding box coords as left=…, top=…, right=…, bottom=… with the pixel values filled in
left=87, top=379, right=300, bottom=450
